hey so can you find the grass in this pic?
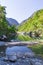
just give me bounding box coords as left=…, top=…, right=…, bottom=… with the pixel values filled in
left=17, top=34, right=43, bottom=41
left=28, top=43, right=43, bottom=57
left=17, top=34, right=33, bottom=41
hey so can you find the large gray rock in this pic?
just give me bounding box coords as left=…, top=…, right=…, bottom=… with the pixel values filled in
left=5, top=46, right=35, bottom=61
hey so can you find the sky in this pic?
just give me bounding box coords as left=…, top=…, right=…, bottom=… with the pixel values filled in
left=0, top=0, right=43, bottom=23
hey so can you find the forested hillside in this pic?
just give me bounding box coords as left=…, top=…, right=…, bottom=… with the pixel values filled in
left=18, top=9, right=43, bottom=33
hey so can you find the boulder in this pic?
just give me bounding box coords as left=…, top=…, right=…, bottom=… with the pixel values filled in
left=3, top=55, right=17, bottom=62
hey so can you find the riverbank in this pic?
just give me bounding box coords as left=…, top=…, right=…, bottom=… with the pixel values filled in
left=28, top=42, right=43, bottom=58
left=0, top=41, right=39, bottom=47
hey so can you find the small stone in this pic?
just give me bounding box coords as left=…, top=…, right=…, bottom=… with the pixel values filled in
left=7, top=64, right=9, bottom=65
left=3, top=57, right=8, bottom=61
left=1, top=52, right=3, bottom=54
left=35, top=62, right=42, bottom=65
left=8, top=55, right=17, bottom=62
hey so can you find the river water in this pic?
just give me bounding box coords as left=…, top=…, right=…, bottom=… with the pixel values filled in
left=0, top=42, right=43, bottom=65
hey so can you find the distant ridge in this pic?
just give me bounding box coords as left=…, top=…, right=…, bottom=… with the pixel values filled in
left=6, top=18, right=19, bottom=26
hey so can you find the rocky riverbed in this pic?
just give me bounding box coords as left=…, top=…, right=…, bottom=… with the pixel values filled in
left=0, top=57, right=43, bottom=65
left=0, top=42, right=43, bottom=65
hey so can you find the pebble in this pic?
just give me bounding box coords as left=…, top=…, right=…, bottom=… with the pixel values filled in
left=0, top=57, right=43, bottom=65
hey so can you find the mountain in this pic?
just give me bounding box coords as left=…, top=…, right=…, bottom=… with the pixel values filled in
left=18, top=9, right=43, bottom=33
left=6, top=18, right=19, bottom=26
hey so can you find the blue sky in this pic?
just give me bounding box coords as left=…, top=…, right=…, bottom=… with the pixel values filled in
left=0, top=0, right=43, bottom=23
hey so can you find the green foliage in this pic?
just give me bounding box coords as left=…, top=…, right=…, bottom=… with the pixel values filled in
left=6, top=25, right=17, bottom=40
left=17, top=34, right=34, bottom=41
left=28, top=44, right=43, bottom=57
left=0, top=5, right=8, bottom=36
left=18, top=9, right=43, bottom=37
left=0, top=5, right=16, bottom=41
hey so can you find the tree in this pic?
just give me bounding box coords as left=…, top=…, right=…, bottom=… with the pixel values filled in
left=6, top=25, right=17, bottom=41
left=0, top=5, right=8, bottom=35
left=0, top=5, right=17, bottom=41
